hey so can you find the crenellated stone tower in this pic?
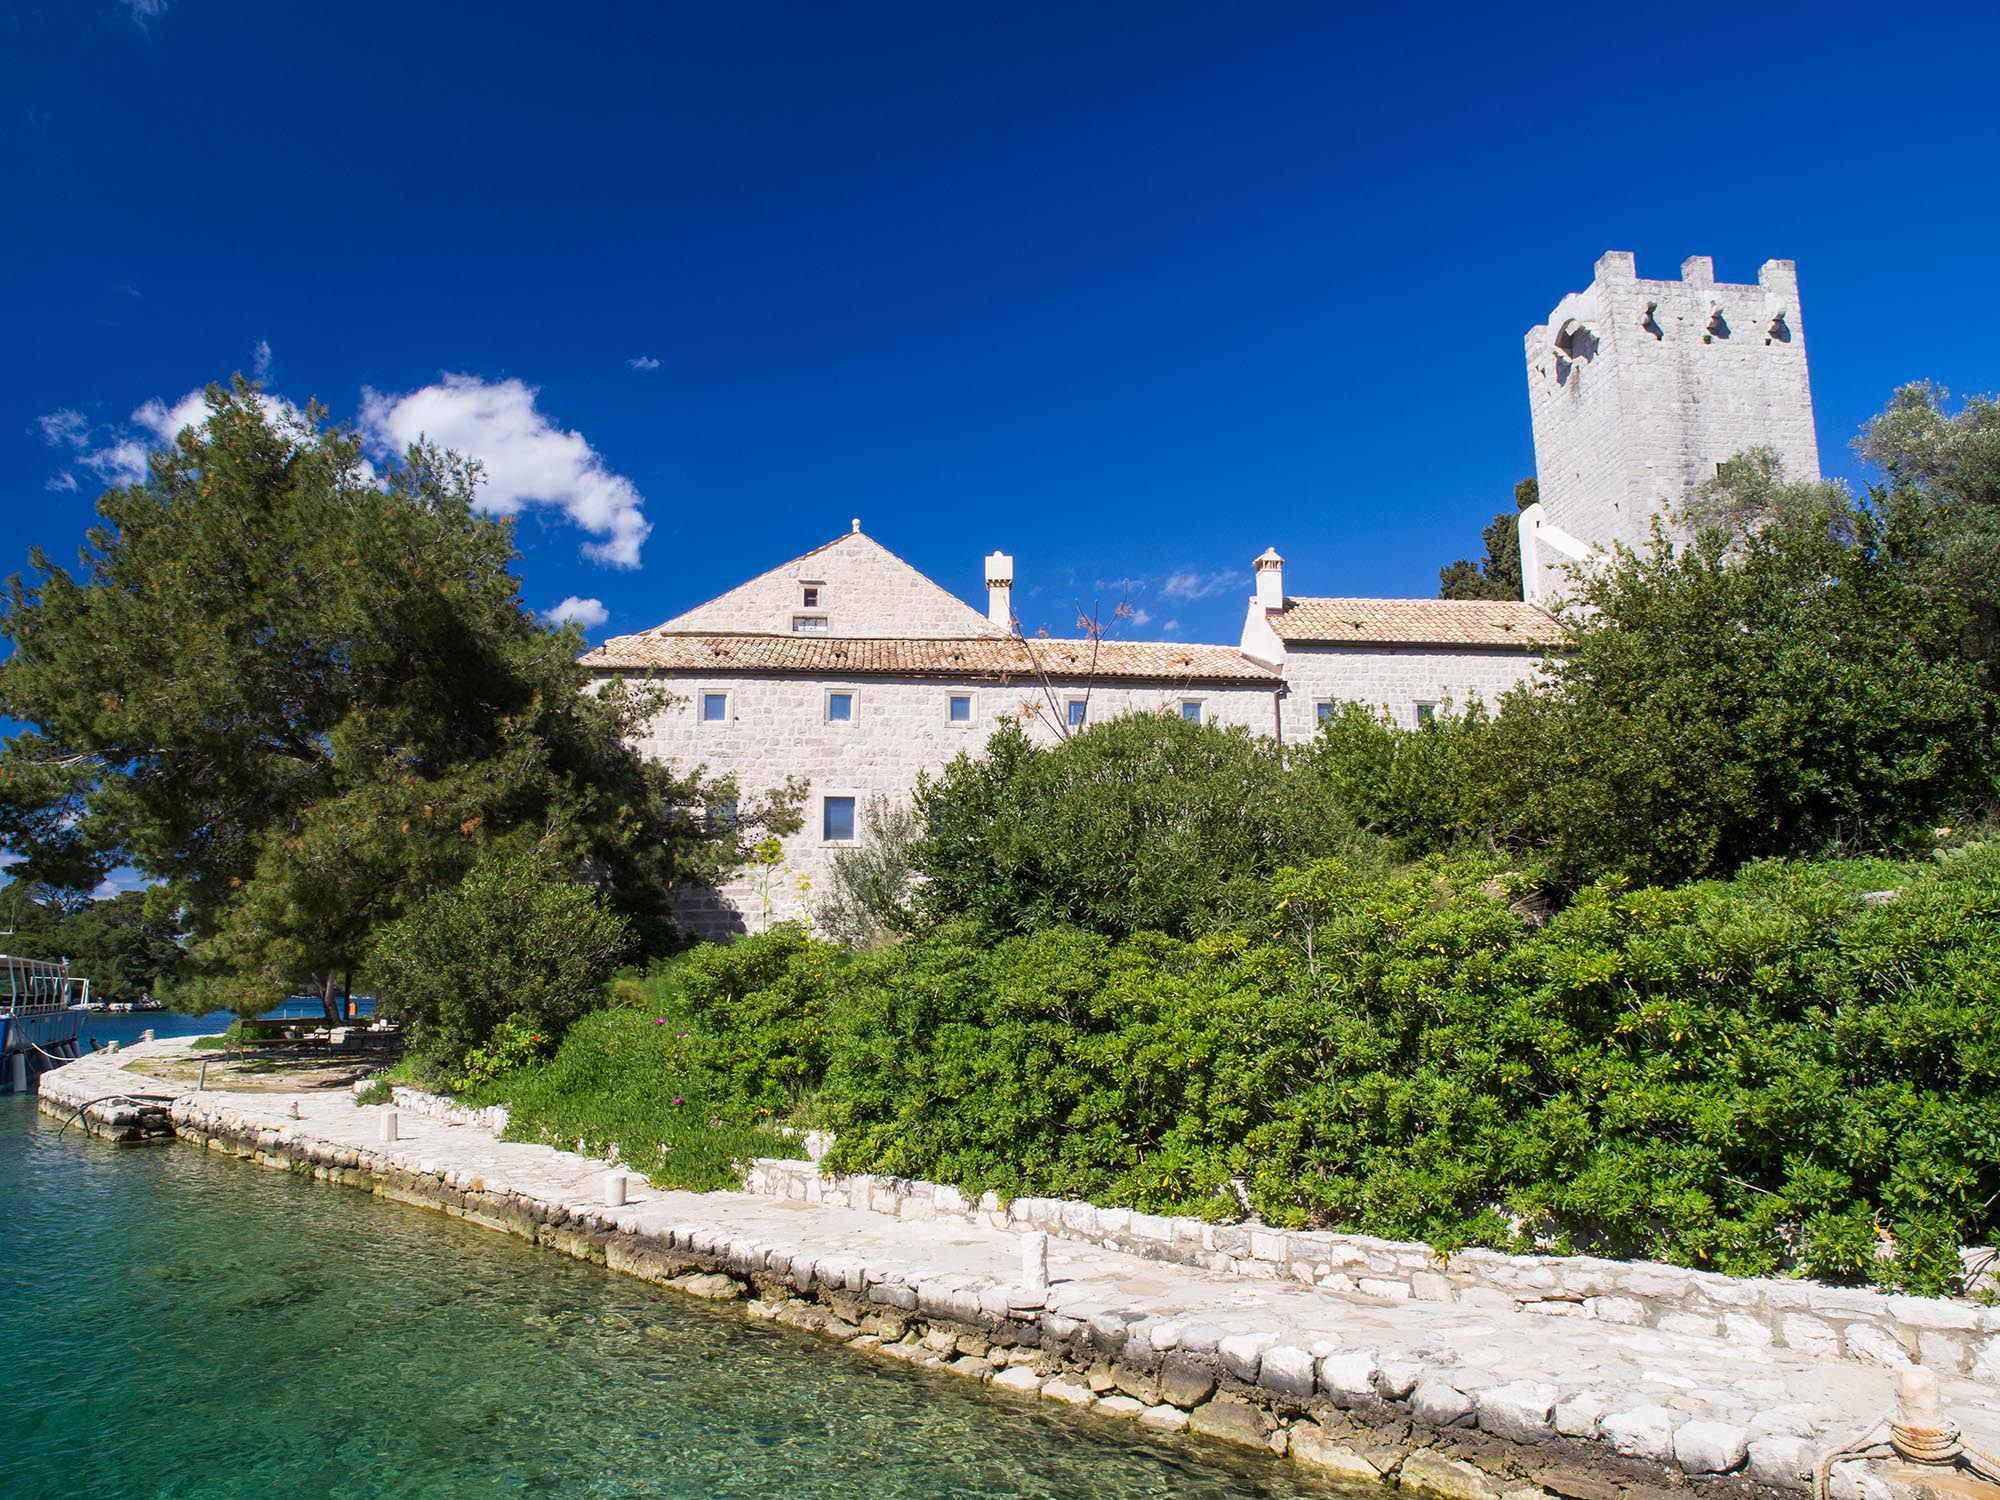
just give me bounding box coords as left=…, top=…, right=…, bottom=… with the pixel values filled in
left=1519, top=251, right=1820, bottom=604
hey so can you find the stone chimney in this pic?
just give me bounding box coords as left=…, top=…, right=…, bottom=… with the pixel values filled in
left=1253, top=547, right=1284, bottom=611
left=985, top=551, right=1015, bottom=630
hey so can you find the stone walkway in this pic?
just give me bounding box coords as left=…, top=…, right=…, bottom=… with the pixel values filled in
left=40, top=1041, right=2000, bottom=1500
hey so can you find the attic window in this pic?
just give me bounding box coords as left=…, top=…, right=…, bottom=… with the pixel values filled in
left=802, top=586, right=819, bottom=607
left=792, top=615, right=828, bottom=633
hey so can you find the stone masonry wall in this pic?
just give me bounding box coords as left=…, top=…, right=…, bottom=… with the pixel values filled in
left=632, top=669, right=1280, bottom=936
left=1524, top=253, right=1820, bottom=605
left=742, top=1159, right=2000, bottom=1379
left=1278, top=645, right=1553, bottom=737
left=657, top=532, right=1003, bottom=639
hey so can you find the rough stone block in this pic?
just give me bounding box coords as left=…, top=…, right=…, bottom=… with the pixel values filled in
left=1288, top=1427, right=1381, bottom=1481
left=1842, top=1323, right=1912, bottom=1367
left=1187, top=1399, right=1271, bottom=1449
left=1138, top=1404, right=1189, bottom=1433
left=1400, top=1450, right=1499, bottom=1500
left=1411, top=1271, right=1456, bottom=1302
left=1657, top=1311, right=1721, bottom=1339
left=1781, top=1314, right=1840, bottom=1356
left=1041, top=1377, right=1096, bottom=1407
left=1476, top=1381, right=1558, bottom=1443
left=1218, top=1331, right=1276, bottom=1382
left=1600, top=1405, right=1681, bottom=1462
left=1746, top=1434, right=1813, bottom=1489
left=1674, top=1421, right=1749, bottom=1474
left=1412, top=1380, right=1475, bottom=1429
left=1319, top=1350, right=1378, bottom=1401
left=1257, top=1345, right=1316, bottom=1398
left=1585, top=1295, right=1647, bottom=1325
left=1096, top=1394, right=1144, bottom=1419
left=1158, top=1353, right=1218, bottom=1409
left=1552, top=1392, right=1610, bottom=1439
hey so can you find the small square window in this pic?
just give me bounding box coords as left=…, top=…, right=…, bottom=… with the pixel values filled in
left=708, top=798, right=738, bottom=830
left=701, top=693, right=728, bottom=723
left=1315, top=701, right=1336, bottom=723
left=823, top=795, right=856, bottom=843
left=827, top=692, right=853, bottom=722
left=1180, top=700, right=1202, bottom=723
left=792, top=615, right=828, bottom=633
left=802, top=586, right=819, bottom=608
left=1066, top=699, right=1088, bottom=729
left=948, top=694, right=972, bottom=723
left=1415, top=702, right=1437, bottom=726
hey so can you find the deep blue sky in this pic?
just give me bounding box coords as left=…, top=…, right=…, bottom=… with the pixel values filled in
left=5, top=1, right=1996, bottom=649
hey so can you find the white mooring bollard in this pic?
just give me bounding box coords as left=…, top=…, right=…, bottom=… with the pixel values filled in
left=140, top=1028, right=155, bottom=1044
left=604, top=1170, right=628, bottom=1208
left=1022, top=1230, right=1049, bottom=1292
left=379, top=1109, right=399, bottom=1143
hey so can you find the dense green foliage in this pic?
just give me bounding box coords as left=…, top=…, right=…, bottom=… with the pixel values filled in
left=911, top=714, right=1370, bottom=938
left=0, top=887, right=185, bottom=1002
left=1344, top=477, right=1996, bottom=887
left=481, top=927, right=830, bottom=1189
left=481, top=850, right=1999, bottom=1292
left=0, top=382, right=796, bottom=1023
left=813, top=851, right=2000, bottom=1293
left=373, top=844, right=633, bottom=1071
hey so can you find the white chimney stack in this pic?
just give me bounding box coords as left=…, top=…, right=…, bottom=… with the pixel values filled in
left=1253, top=547, right=1285, bottom=611
left=985, top=551, right=1015, bottom=630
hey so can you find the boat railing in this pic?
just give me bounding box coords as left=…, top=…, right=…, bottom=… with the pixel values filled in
left=0, top=954, right=91, bottom=1017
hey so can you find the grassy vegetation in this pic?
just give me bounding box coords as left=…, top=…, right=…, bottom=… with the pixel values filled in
left=472, top=967, right=810, bottom=1192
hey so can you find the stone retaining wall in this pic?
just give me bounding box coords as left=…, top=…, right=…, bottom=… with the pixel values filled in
left=144, top=1094, right=1810, bottom=1500
left=741, top=1160, right=2000, bottom=1378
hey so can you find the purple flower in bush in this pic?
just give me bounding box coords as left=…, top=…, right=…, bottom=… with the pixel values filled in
left=652, top=1018, right=669, bottom=1025
left=673, top=1097, right=683, bottom=1106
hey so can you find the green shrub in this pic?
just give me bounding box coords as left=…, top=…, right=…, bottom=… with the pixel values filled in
left=370, top=842, right=631, bottom=1071
left=819, top=848, right=2000, bottom=1293
left=911, top=714, right=1376, bottom=939
left=494, top=1007, right=805, bottom=1191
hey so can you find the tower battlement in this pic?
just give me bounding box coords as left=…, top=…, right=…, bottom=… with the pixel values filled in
left=1521, top=251, right=1819, bottom=604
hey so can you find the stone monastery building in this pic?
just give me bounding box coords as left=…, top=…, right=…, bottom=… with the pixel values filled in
left=589, top=251, right=1818, bottom=935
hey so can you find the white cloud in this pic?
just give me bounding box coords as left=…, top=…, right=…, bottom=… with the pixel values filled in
left=359, top=375, right=651, bottom=568
left=122, top=0, right=169, bottom=24
left=37, top=409, right=88, bottom=448
left=37, top=405, right=149, bottom=485
left=46, top=471, right=79, bottom=493
left=627, top=355, right=661, bottom=371
left=542, top=596, right=610, bottom=630
left=1163, top=619, right=1181, bottom=632
left=133, top=389, right=211, bottom=443
left=1127, top=608, right=1153, bottom=626
left=252, top=339, right=273, bottom=381
left=1159, top=567, right=1244, bottom=601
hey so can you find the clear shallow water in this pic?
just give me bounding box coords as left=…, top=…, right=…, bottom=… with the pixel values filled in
left=1, top=1097, right=1361, bottom=1500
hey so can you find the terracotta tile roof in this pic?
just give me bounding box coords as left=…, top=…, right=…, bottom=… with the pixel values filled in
left=584, top=633, right=1281, bottom=684
left=1269, top=597, right=1566, bottom=649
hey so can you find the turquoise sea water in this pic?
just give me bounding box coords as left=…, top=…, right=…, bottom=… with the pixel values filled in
left=1, top=1088, right=1363, bottom=1500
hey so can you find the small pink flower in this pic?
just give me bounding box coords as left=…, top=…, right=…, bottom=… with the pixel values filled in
left=673, top=1097, right=683, bottom=1105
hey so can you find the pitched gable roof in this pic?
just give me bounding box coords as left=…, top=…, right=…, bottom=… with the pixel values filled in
left=654, top=530, right=1005, bottom=639
left=586, top=633, right=1280, bottom=685
left=1270, top=597, right=1566, bottom=649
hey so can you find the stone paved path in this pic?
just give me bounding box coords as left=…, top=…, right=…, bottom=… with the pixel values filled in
left=42, top=1041, right=2000, bottom=1497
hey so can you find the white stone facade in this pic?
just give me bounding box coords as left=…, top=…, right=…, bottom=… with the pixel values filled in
left=1522, top=251, right=1820, bottom=604
left=624, top=665, right=1280, bottom=935
left=1276, top=645, right=1550, bottom=737
left=658, top=527, right=1004, bottom=639
left=595, top=531, right=1565, bottom=937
